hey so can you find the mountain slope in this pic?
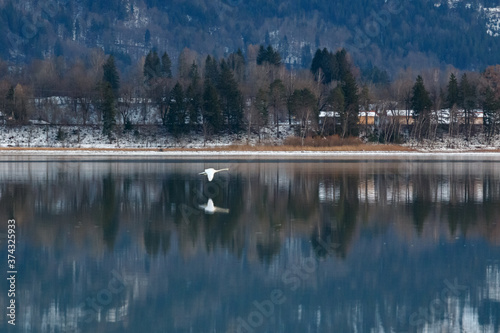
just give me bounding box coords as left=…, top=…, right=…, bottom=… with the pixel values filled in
left=0, top=0, right=499, bottom=73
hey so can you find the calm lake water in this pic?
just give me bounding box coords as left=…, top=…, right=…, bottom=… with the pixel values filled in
left=1, top=156, right=500, bottom=333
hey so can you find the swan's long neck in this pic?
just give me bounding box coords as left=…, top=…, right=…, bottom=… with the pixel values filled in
left=216, top=168, right=229, bottom=172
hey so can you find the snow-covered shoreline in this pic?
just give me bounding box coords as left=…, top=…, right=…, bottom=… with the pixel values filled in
left=0, top=124, right=292, bottom=149
left=2, top=124, right=500, bottom=159
left=2, top=149, right=500, bottom=160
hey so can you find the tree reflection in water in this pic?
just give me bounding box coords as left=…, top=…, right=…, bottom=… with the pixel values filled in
left=0, top=159, right=500, bottom=332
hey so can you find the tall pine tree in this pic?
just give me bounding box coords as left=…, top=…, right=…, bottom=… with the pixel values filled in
left=186, top=62, right=202, bottom=129
left=328, top=86, right=345, bottom=135
left=446, top=73, right=459, bottom=108
left=412, top=76, right=432, bottom=117
left=411, top=75, right=432, bottom=139
left=459, top=73, right=476, bottom=131
left=101, top=55, right=119, bottom=138
left=203, top=81, right=222, bottom=134
left=217, top=60, right=244, bottom=133
left=5, top=86, right=14, bottom=120
left=269, top=79, right=286, bottom=137
left=204, top=55, right=219, bottom=85
left=102, top=55, right=120, bottom=96
left=161, top=52, right=172, bottom=78
left=341, top=70, right=359, bottom=137
left=228, top=49, right=246, bottom=83
left=255, top=88, right=269, bottom=140
left=256, top=45, right=281, bottom=66
left=144, top=50, right=161, bottom=84
left=483, top=87, right=499, bottom=140
left=167, top=82, right=185, bottom=136
left=288, top=88, right=317, bottom=141
left=101, top=82, right=116, bottom=138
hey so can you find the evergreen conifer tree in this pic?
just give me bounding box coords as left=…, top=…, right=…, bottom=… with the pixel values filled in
left=5, top=86, right=14, bottom=119
left=256, top=45, right=281, bottom=66
left=167, top=82, right=185, bottom=136
left=256, top=45, right=267, bottom=65
left=269, top=79, right=286, bottom=137
left=341, top=70, right=359, bottom=137
left=203, top=81, right=222, bottom=134
left=101, top=82, right=116, bottom=138
left=103, top=55, right=120, bottom=96
left=217, top=60, right=243, bottom=133
left=204, top=55, right=219, bottom=85
left=186, top=63, right=202, bottom=129
left=288, top=88, right=317, bottom=140
left=329, top=85, right=345, bottom=135
left=255, top=88, right=269, bottom=138
left=144, top=50, right=161, bottom=83
left=446, top=73, right=459, bottom=108
left=412, top=76, right=432, bottom=117
left=161, top=52, right=172, bottom=78
left=483, top=87, right=499, bottom=140
left=411, top=75, right=432, bottom=139
left=459, top=73, right=476, bottom=129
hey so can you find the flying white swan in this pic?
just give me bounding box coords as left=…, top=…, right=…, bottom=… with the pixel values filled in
left=199, top=168, right=229, bottom=181
left=199, top=198, right=230, bottom=214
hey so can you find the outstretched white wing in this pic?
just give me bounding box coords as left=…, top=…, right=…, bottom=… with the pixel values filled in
left=199, top=168, right=229, bottom=182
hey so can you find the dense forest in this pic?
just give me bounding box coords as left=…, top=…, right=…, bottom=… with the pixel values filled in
left=1, top=0, right=500, bottom=72
left=2, top=42, right=500, bottom=145
left=1, top=1, right=500, bottom=145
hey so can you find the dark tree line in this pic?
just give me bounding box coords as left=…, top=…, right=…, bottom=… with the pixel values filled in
left=2, top=44, right=500, bottom=146
left=256, top=45, right=281, bottom=66
left=311, top=48, right=360, bottom=137
left=403, top=68, right=500, bottom=141
left=155, top=54, right=245, bottom=137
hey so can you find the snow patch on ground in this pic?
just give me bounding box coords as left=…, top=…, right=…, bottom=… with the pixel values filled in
left=403, top=133, right=500, bottom=151
left=2, top=124, right=500, bottom=155
left=0, top=124, right=295, bottom=149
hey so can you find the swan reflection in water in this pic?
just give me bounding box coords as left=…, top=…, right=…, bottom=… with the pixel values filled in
left=199, top=198, right=230, bottom=214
